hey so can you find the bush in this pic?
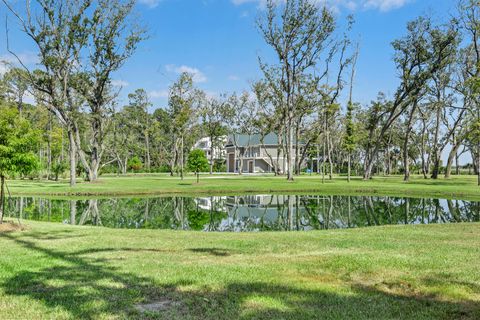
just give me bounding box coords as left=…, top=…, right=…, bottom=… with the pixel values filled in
left=51, top=162, right=68, bottom=181
left=128, top=156, right=143, bottom=172
left=213, top=160, right=226, bottom=173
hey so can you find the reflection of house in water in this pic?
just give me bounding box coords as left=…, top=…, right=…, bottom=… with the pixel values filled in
left=219, top=195, right=310, bottom=231
left=194, top=196, right=227, bottom=211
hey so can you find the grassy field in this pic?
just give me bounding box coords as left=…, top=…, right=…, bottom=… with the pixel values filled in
left=7, top=174, right=480, bottom=200
left=0, top=221, right=478, bottom=319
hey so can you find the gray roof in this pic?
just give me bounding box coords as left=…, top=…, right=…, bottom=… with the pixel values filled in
left=226, top=133, right=278, bottom=147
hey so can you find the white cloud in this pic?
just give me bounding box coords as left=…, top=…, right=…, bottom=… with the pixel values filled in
left=232, top=0, right=411, bottom=12
left=111, top=80, right=129, bottom=87
left=0, top=52, right=39, bottom=66
left=363, top=0, right=410, bottom=11
left=1, top=52, right=39, bottom=76
left=232, top=0, right=259, bottom=4
left=149, top=89, right=169, bottom=99
left=139, top=0, right=161, bottom=9
left=165, top=64, right=208, bottom=83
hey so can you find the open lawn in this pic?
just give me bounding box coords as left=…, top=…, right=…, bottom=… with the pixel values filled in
left=0, top=221, right=478, bottom=319
left=7, top=174, right=480, bottom=200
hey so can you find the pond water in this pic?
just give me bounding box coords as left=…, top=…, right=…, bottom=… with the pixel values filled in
left=4, top=195, right=480, bottom=232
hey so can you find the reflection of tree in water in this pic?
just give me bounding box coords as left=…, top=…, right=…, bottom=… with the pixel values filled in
left=79, top=200, right=101, bottom=226
left=4, top=195, right=480, bottom=231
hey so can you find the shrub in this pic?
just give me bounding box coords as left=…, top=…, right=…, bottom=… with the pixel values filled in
left=128, top=156, right=143, bottom=172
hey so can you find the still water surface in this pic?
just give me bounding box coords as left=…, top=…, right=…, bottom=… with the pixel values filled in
left=5, top=195, right=480, bottom=231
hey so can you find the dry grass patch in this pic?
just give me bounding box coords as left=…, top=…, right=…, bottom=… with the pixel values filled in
left=0, top=221, right=27, bottom=233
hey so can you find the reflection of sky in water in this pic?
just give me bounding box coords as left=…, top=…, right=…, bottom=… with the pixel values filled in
left=5, top=195, right=480, bottom=232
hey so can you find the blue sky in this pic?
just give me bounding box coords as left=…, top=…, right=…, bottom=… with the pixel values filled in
left=0, top=0, right=457, bottom=110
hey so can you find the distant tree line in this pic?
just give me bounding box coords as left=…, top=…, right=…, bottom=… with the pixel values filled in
left=1, top=0, right=479, bottom=185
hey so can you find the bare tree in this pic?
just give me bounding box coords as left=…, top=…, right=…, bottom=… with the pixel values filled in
left=257, top=0, right=335, bottom=181
left=3, top=0, right=91, bottom=186
left=3, top=0, right=144, bottom=183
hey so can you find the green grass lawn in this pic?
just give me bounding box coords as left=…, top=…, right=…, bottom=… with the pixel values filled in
left=0, top=221, right=478, bottom=319
left=7, top=174, right=480, bottom=200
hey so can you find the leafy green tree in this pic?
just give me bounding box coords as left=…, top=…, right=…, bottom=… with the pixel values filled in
left=2, top=67, right=29, bottom=115
left=187, top=149, right=209, bottom=183
left=128, top=156, right=143, bottom=172
left=51, top=162, right=68, bottom=181
left=151, top=108, right=173, bottom=170
left=0, top=106, right=39, bottom=223
left=168, top=73, right=198, bottom=179
left=199, top=93, right=229, bottom=175
left=459, top=0, right=480, bottom=185
left=363, top=17, right=458, bottom=179
left=125, top=89, right=153, bottom=171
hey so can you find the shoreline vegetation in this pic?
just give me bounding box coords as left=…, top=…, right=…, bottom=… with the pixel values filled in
left=0, top=221, right=478, bottom=319
left=7, top=174, right=480, bottom=200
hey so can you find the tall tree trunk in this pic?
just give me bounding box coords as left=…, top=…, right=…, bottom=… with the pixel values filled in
left=0, top=175, right=4, bottom=224
left=445, top=140, right=462, bottom=178
left=322, top=133, right=326, bottom=183
left=294, top=121, right=301, bottom=175
left=209, top=140, right=214, bottom=175
left=238, top=148, right=244, bottom=175
left=170, top=134, right=177, bottom=176
left=286, top=112, right=294, bottom=181
left=431, top=102, right=442, bottom=179
left=477, top=136, right=480, bottom=186
left=363, top=145, right=380, bottom=180
left=47, top=114, right=52, bottom=180
left=180, top=136, right=184, bottom=180
left=347, top=153, right=351, bottom=182
left=327, top=132, right=333, bottom=180
left=455, top=148, right=460, bottom=175
left=73, top=124, right=101, bottom=183
left=68, top=130, right=76, bottom=187
left=276, top=128, right=283, bottom=175
left=420, top=117, right=428, bottom=179
left=472, top=150, right=479, bottom=176
left=145, top=130, right=151, bottom=172
left=403, top=101, right=417, bottom=181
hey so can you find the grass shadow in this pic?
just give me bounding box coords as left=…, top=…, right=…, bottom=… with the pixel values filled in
left=188, top=247, right=232, bottom=257
left=1, top=231, right=479, bottom=319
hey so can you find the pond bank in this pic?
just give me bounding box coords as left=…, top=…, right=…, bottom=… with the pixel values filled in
left=7, top=174, right=480, bottom=200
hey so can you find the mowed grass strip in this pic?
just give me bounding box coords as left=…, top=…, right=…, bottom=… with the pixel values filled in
left=0, top=221, right=478, bottom=319
left=8, top=174, right=480, bottom=200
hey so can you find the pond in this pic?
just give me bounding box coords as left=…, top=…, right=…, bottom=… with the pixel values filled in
left=4, top=195, right=480, bottom=232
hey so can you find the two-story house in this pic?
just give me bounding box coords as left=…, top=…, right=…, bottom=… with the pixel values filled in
left=225, top=133, right=302, bottom=174
left=192, top=136, right=227, bottom=165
